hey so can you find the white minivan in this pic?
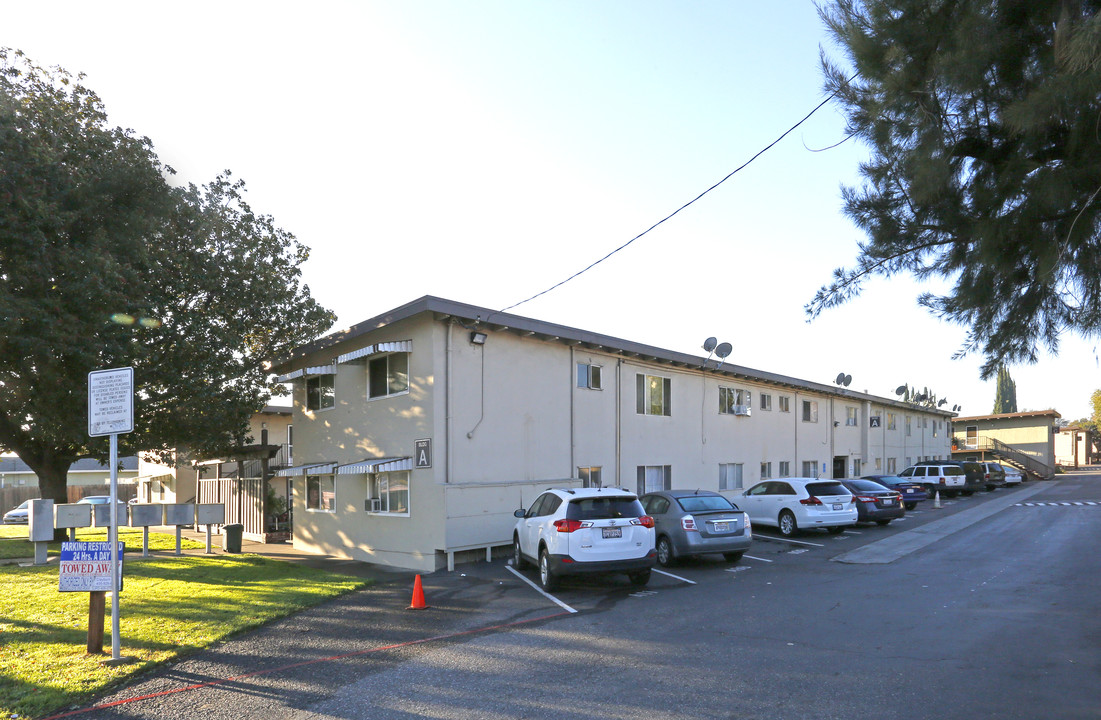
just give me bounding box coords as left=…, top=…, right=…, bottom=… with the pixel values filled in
left=740, top=478, right=857, bottom=536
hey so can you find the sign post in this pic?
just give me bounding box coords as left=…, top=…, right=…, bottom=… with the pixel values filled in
left=88, top=367, right=133, bottom=663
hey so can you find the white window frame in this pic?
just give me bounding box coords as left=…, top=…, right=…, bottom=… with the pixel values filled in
left=760, top=393, right=772, bottom=411
left=778, top=461, right=790, bottom=478
left=719, top=387, right=751, bottom=415
left=368, top=352, right=410, bottom=400
left=578, top=466, right=602, bottom=488
left=887, top=457, right=897, bottom=474
left=719, top=463, right=744, bottom=491
left=306, top=375, right=335, bottom=412
left=801, top=460, right=819, bottom=478
left=576, top=363, right=602, bottom=390
left=636, top=374, right=671, bottom=416
left=887, top=412, right=897, bottom=430
left=760, top=461, right=772, bottom=480
left=637, top=465, right=672, bottom=494
left=306, top=474, right=336, bottom=512
left=906, top=416, right=912, bottom=437
left=802, top=400, right=818, bottom=423
left=370, top=470, right=410, bottom=515
left=779, top=396, right=791, bottom=413
left=846, top=407, right=858, bottom=426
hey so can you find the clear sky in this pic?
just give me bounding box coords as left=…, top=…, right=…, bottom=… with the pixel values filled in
left=6, top=1, right=1098, bottom=420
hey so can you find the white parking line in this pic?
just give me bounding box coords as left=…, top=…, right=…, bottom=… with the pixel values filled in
left=505, top=565, right=578, bottom=613
left=743, top=554, right=772, bottom=562
left=844, top=530, right=863, bottom=534
left=653, top=567, right=696, bottom=584
left=756, top=535, right=825, bottom=547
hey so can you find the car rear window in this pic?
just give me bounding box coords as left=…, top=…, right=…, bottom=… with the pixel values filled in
left=848, top=480, right=887, bottom=492
left=806, top=482, right=850, bottom=496
left=676, top=495, right=735, bottom=513
left=943, top=467, right=963, bottom=476
left=566, top=496, right=645, bottom=520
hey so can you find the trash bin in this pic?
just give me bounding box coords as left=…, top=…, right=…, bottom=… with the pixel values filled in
left=222, top=523, right=244, bottom=553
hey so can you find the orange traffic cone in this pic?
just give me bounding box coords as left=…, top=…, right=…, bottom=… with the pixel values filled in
left=408, top=574, right=428, bottom=610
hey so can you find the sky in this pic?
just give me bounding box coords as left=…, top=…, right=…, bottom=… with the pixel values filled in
left=5, top=1, right=1098, bottom=420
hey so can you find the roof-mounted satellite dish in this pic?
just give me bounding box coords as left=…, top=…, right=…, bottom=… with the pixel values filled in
left=702, top=337, right=718, bottom=354
left=938, top=399, right=947, bottom=406
left=953, top=404, right=961, bottom=412
left=843, top=374, right=852, bottom=387
left=895, top=385, right=907, bottom=396
left=916, top=393, right=928, bottom=402
left=714, top=342, right=732, bottom=360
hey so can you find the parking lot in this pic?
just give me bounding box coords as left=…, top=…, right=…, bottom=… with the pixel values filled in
left=73, top=471, right=1101, bottom=720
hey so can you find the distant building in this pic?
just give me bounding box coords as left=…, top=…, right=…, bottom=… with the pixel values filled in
left=1054, top=425, right=1094, bottom=468
left=0, top=455, right=139, bottom=488
left=951, top=410, right=1060, bottom=479
left=271, top=296, right=955, bottom=572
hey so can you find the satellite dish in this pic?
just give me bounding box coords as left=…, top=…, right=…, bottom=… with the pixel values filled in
left=702, top=337, right=717, bottom=353
left=714, top=342, right=732, bottom=360
left=953, top=404, right=961, bottom=412
left=835, top=372, right=845, bottom=385
left=843, top=374, right=852, bottom=387
left=916, top=393, right=927, bottom=402
left=938, top=399, right=947, bottom=406
left=895, top=385, right=907, bottom=396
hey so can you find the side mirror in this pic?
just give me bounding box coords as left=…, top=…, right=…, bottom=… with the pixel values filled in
left=513, top=509, right=526, bottom=518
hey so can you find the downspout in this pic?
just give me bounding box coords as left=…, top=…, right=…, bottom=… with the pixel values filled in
left=616, top=359, right=622, bottom=488
left=445, top=320, right=453, bottom=484
left=829, top=397, right=836, bottom=477
left=793, top=391, right=799, bottom=477
left=569, top=346, right=575, bottom=479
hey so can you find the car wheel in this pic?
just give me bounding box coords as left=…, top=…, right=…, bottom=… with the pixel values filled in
left=778, top=510, right=797, bottom=537
left=628, top=569, right=651, bottom=586
left=876, top=519, right=891, bottom=526
left=656, top=536, right=676, bottom=567
left=723, top=552, right=744, bottom=563
left=538, top=548, right=558, bottom=591
left=827, top=526, right=845, bottom=534
left=947, top=491, right=959, bottom=498
left=513, top=535, right=527, bottom=569
left=905, top=502, right=917, bottom=510
left=985, top=485, right=996, bottom=491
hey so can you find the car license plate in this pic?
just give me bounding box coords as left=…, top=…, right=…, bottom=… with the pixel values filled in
left=602, top=527, right=622, bottom=539
left=713, top=521, right=729, bottom=533
left=832, top=503, right=843, bottom=511
left=883, top=498, right=895, bottom=505
left=905, top=489, right=914, bottom=494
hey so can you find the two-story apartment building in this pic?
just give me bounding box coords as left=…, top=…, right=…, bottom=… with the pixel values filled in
left=271, top=296, right=955, bottom=572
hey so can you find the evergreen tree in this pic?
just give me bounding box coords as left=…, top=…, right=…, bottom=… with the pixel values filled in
left=809, top=1, right=1101, bottom=378
left=993, top=365, right=1018, bottom=413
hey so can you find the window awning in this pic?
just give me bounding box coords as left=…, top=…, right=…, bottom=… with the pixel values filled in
left=336, top=456, right=413, bottom=474
left=336, top=340, right=412, bottom=365
left=275, top=462, right=338, bottom=477
left=274, top=365, right=338, bottom=383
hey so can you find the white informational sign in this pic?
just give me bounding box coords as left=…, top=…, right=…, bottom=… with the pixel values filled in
left=88, top=367, right=134, bottom=437
left=59, top=541, right=124, bottom=592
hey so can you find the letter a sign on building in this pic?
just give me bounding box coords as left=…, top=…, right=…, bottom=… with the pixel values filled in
left=414, top=438, right=432, bottom=468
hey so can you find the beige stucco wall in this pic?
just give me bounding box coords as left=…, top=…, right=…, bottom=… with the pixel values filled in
left=952, top=415, right=1057, bottom=467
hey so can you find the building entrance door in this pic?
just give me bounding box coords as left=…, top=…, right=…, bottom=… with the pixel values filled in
left=833, top=456, right=847, bottom=479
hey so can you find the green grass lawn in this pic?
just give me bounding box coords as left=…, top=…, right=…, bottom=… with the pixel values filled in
left=0, top=546, right=367, bottom=719
left=0, top=525, right=207, bottom=560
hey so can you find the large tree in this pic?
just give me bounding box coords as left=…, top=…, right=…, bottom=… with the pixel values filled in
left=809, top=1, right=1101, bottom=378
left=0, top=49, right=334, bottom=510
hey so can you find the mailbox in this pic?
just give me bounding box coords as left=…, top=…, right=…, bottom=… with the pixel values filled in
left=163, top=503, right=194, bottom=526
left=196, top=503, right=226, bottom=526
left=129, top=503, right=163, bottom=528
left=55, top=503, right=92, bottom=529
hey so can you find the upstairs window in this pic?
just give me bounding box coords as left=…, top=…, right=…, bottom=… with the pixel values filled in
left=846, top=407, right=858, bottom=426
left=636, top=374, right=671, bottom=416
left=306, top=375, right=335, bottom=411
left=802, top=400, right=818, bottom=423
left=719, top=387, right=752, bottom=415
left=760, top=393, right=772, bottom=411
left=779, top=396, right=791, bottom=413
left=369, top=353, right=409, bottom=399
left=576, top=363, right=602, bottom=390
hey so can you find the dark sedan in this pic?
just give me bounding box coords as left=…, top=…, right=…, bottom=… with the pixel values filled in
left=840, top=479, right=904, bottom=525
left=640, top=490, right=752, bottom=566
left=861, top=474, right=928, bottom=510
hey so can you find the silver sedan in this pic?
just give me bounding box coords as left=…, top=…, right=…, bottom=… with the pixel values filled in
left=640, top=490, right=752, bottom=566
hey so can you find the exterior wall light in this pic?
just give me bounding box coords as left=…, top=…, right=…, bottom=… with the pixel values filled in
left=470, top=331, right=487, bottom=345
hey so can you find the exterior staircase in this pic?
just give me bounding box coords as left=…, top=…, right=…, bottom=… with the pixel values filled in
left=959, top=436, right=1055, bottom=480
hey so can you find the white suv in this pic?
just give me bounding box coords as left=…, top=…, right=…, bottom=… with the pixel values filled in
left=740, top=478, right=857, bottom=536
left=513, top=488, right=656, bottom=591
left=897, top=463, right=966, bottom=498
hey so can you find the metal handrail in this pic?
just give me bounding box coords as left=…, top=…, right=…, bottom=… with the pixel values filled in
left=954, top=435, right=1054, bottom=479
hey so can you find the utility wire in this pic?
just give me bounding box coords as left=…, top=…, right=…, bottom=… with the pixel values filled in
left=497, top=78, right=856, bottom=317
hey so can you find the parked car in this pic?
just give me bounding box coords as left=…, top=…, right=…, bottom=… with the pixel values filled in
left=977, top=461, right=1007, bottom=490
left=948, top=460, right=987, bottom=495
left=77, top=495, right=112, bottom=504
left=513, top=487, right=656, bottom=591
left=861, top=475, right=928, bottom=510
left=840, top=479, right=904, bottom=525
left=1003, top=466, right=1024, bottom=485
left=740, top=478, right=857, bottom=536
left=898, top=463, right=965, bottom=498
left=3, top=500, right=30, bottom=524
left=640, top=490, right=752, bottom=566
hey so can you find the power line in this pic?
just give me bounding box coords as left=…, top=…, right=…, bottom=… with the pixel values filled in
left=497, top=79, right=854, bottom=317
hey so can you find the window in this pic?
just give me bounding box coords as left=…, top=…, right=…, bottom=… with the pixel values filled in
left=874, top=457, right=882, bottom=471
left=852, top=459, right=861, bottom=476
left=760, top=393, right=772, bottom=411
left=887, top=412, right=897, bottom=430
left=306, top=474, right=335, bottom=512
left=719, top=463, right=743, bottom=490
left=287, top=424, right=294, bottom=465
left=578, top=466, right=602, bottom=488
left=719, top=387, right=752, bottom=415
left=778, top=461, right=790, bottom=477
left=576, top=363, right=602, bottom=390
left=370, top=471, right=409, bottom=514
left=779, top=396, right=790, bottom=413
left=801, top=460, right=819, bottom=477
left=906, top=416, right=912, bottom=437
left=802, top=400, right=818, bottom=423
left=933, top=420, right=939, bottom=437
left=637, top=465, right=671, bottom=494
left=636, top=374, right=671, bottom=416
left=369, top=353, right=409, bottom=399
left=846, top=407, right=857, bottom=426
left=306, top=375, right=334, bottom=411
left=760, top=461, right=772, bottom=479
